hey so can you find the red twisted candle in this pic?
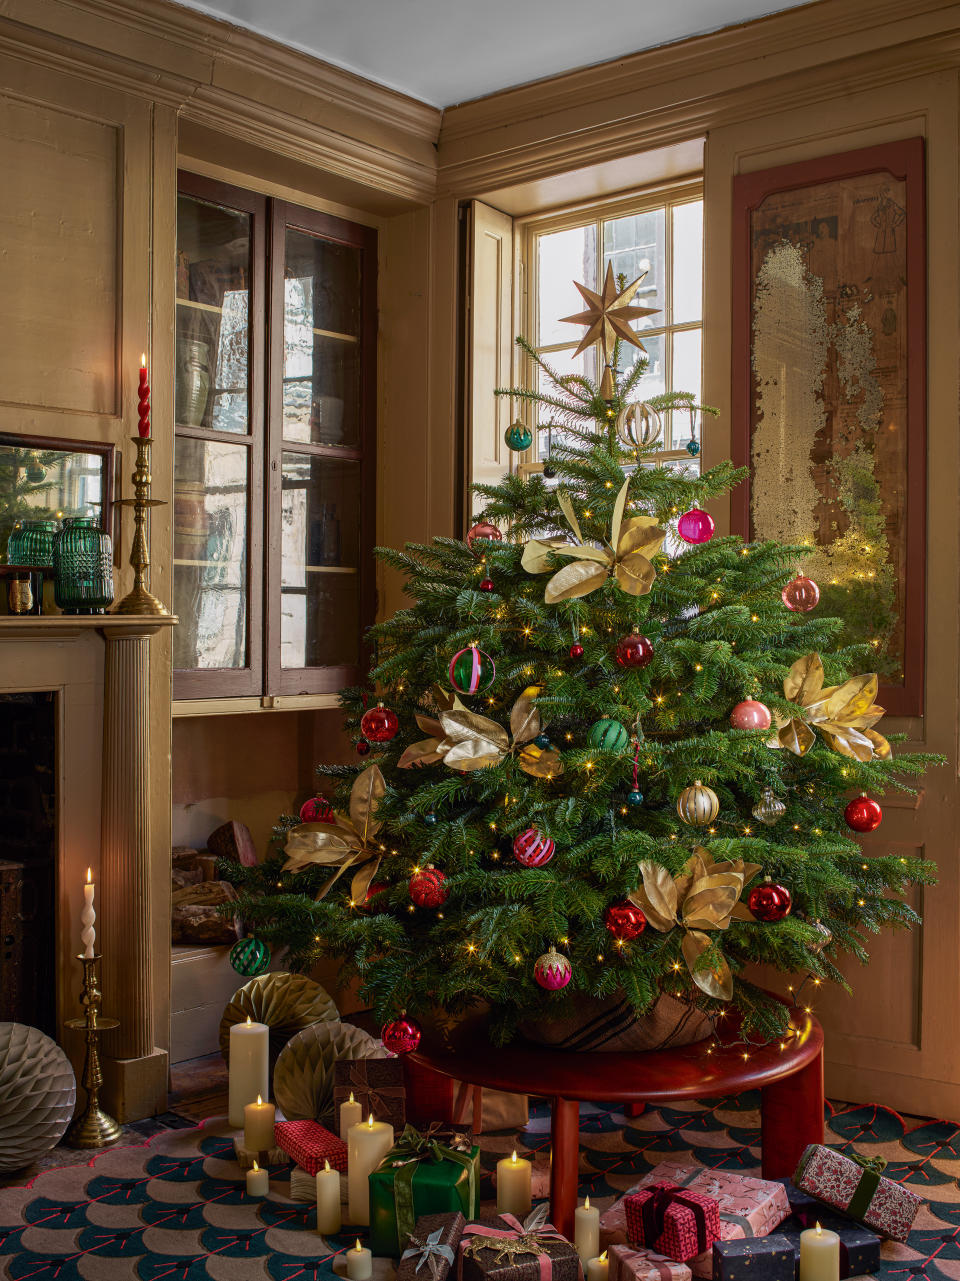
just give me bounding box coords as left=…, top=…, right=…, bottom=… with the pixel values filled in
left=137, top=352, right=150, bottom=438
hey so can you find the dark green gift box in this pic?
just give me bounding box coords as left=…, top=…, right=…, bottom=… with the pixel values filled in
left=369, top=1125, right=481, bottom=1257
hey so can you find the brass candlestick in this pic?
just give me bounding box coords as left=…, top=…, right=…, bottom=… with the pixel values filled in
left=65, top=954, right=122, bottom=1148
left=113, top=435, right=169, bottom=616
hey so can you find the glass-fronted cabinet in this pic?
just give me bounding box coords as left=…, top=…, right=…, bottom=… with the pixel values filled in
left=173, top=176, right=376, bottom=700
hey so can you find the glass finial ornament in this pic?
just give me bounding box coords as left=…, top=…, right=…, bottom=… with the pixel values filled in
left=729, top=699, right=772, bottom=730
left=676, top=779, right=719, bottom=826
left=677, top=507, right=715, bottom=544
left=409, top=865, right=448, bottom=907
left=381, top=1014, right=422, bottom=1054
left=752, top=787, right=786, bottom=827
left=685, top=438, right=701, bottom=457
left=587, top=718, right=629, bottom=751
left=747, top=878, right=792, bottom=922
left=466, top=520, right=502, bottom=551
left=449, top=644, right=496, bottom=694
left=504, top=419, right=533, bottom=452
left=533, top=945, right=572, bottom=990
left=360, top=703, right=399, bottom=743
left=25, top=451, right=46, bottom=483
left=230, top=936, right=271, bottom=977
left=299, top=796, right=335, bottom=823
left=807, top=919, right=833, bottom=953
left=844, top=793, right=883, bottom=832
left=604, top=901, right=647, bottom=940
left=615, top=633, right=654, bottom=668
left=782, top=572, right=820, bottom=612
left=513, top=827, right=555, bottom=867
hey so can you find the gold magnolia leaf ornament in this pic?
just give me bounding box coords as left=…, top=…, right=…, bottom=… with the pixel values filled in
left=522, top=477, right=667, bottom=603
left=628, top=847, right=761, bottom=1000
left=768, top=653, right=890, bottom=762
left=399, top=690, right=563, bottom=778
left=283, top=764, right=389, bottom=903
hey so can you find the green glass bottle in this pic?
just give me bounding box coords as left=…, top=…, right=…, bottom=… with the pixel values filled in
left=53, top=517, right=114, bottom=614
left=7, top=518, right=58, bottom=567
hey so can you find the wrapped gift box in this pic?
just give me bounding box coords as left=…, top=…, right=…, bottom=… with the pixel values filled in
left=770, top=1181, right=823, bottom=1221
left=777, top=1213, right=881, bottom=1278
left=457, top=1213, right=582, bottom=1281
left=793, top=1144, right=922, bottom=1242
left=398, top=1211, right=466, bottom=1281
left=274, top=1119, right=348, bottom=1174
left=334, top=1058, right=407, bottom=1132
left=369, top=1126, right=480, bottom=1257
left=625, top=1183, right=721, bottom=1262
left=403, top=1058, right=528, bottom=1134
left=712, top=1235, right=795, bottom=1281
left=609, top=1243, right=692, bottom=1281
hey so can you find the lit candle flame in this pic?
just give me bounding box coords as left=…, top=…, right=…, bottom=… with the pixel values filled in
left=584, top=1196, right=591, bottom=1210
left=86, top=868, right=92, bottom=884
left=256, top=1094, right=263, bottom=1106
left=815, top=1223, right=822, bottom=1237
left=349, top=1091, right=355, bottom=1103
left=367, top=1114, right=375, bottom=1128
left=324, top=1158, right=331, bottom=1171
left=355, top=1240, right=363, bottom=1252
left=141, top=353, right=147, bottom=368
left=246, top=1016, right=251, bottom=1026
left=511, top=1150, right=518, bottom=1164
left=600, top=1253, right=607, bottom=1264
left=252, top=1160, right=259, bottom=1171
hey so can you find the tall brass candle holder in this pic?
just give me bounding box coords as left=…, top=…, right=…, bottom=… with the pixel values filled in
left=65, top=954, right=122, bottom=1148
left=113, top=435, right=170, bottom=616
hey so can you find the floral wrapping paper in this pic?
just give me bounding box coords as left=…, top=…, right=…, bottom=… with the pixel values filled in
left=793, top=1143, right=922, bottom=1243
left=272, top=1119, right=347, bottom=1174
left=624, top=1183, right=721, bottom=1262
left=609, top=1243, right=692, bottom=1281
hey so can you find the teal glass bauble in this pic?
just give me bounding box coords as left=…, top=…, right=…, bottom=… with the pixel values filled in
left=504, top=422, right=533, bottom=452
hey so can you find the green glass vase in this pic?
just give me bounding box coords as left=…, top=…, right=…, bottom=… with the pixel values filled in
left=53, top=517, right=114, bottom=615
left=7, top=518, right=58, bottom=567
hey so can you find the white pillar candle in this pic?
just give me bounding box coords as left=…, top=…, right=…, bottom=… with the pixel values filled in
left=587, top=1253, right=609, bottom=1281
left=316, top=1158, right=342, bottom=1235
left=244, top=1094, right=275, bottom=1152
left=81, top=868, right=96, bottom=958
left=799, top=1223, right=840, bottom=1281
left=340, top=1090, right=363, bottom=1141
left=229, top=1016, right=270, bottom=1128
left=346, top=1239, right=373, bottom=1281
left=246, top=1160, right=269, bottom=1197
left=347, top=1114, right=394, bottom=1225
left=495, top=1149, right=532, bottom=1216
left=575, top=1196, right=600, bottom=1266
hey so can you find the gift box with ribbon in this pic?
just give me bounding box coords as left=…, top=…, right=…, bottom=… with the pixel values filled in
left=399, top=1211, right=466, bottom=1281
left=624, top=1183, right=721, bottom=1262
left=609, top=1243, right=692, bottom=1281
left=369, top=1124, right=480, bottom=1258
left=457, top=1207, right=583, bottom=1281
left=792, top=1144, right=922, bottom=1242
left=711, top=1234, right=795, bottom=1281
left=274, top=1119, right=347, bottom=1175
left=776, top=1213, right=881, bottom=1279
left=334, top=1057, right=407, bottom=1132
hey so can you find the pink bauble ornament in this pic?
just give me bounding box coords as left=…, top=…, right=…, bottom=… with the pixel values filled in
left=782, top=573, right=820, bottom=612
left=360, top=703, right=399, bottom=743
left=604, top=901, right=647, bottom=940
left=299, top=796, right=335, bottom=823
left=729, top=699, right=772, bottom=731
left=381, top=1014, right=422, bottom=1054
left=466, top=521, right=502, bottom=551
left=747, top=879, right=792, bottom=922
left=844, top=794, right=883, bottom=833
left=615, top=633, right=654, bottom=669
left=409, top=864, right=448, bottom=908
left=677, top=507, right=715, bottom=544
left=513, top=827, right=555, bottom=867
left=533, top=945, right=572, bottom=990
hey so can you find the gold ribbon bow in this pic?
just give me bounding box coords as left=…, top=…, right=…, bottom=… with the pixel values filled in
left=628, top=847, right=761, bottom=1000
left=521, top=478, right=667, bottom=603
left=767, top=653, right=891, bottom=761
left=400, top=689, right=563, bottom=778
left=283, top=763, right=387, bottom=903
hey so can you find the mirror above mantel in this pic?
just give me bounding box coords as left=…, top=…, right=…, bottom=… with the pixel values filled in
left=0, top=433, right=114, bottom=564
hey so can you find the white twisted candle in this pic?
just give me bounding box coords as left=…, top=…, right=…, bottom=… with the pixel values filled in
left=82, top=868, right=96, bottom=958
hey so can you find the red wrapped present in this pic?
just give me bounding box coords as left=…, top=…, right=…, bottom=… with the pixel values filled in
left=793, top=1144, right=922, bottom=1243
left=608, top=1243, right=691, bottom=1281
left=273, top=1119, right=347, bottom=1174
left=624, top=1183, right=721, bottom=1263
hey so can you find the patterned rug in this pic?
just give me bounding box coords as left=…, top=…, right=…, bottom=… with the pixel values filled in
left=1, top=1096, right=958, bottom=1281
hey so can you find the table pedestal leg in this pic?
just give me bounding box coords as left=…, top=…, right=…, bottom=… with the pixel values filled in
left=761, top=1048, right=824, bottom=1178
left=550, top=1096, right=580, bottom=1239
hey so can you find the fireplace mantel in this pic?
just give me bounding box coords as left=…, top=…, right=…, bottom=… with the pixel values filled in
left=0, top=615, right=178, bottom=640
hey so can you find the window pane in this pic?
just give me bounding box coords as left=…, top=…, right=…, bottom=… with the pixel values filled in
left=282, top=229, right=362, bottom=449
left=671, top=328, right=702, bottom=450
left=673, top=201, right=703, bottom=323
left=536, top=346, right=595, bottom=458
left=176, top=195, right=252, bottom=435
left=602, top=208, right=665, bottom=328
left=537, top=225, right=597, bottom=346
left=617, top=332, right=665, bottom=407
left=280, top=451, right=361, bottom=669
left=173, top=436, right=248, bottom=670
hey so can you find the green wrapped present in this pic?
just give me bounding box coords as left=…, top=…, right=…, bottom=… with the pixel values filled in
left=369, top=1124, right=480, bottom=1257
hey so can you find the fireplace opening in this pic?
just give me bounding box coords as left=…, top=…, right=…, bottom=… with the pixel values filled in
left=0, top=691, right=57, bottom=1035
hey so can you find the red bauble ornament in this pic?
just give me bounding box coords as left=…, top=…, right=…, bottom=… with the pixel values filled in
left=299, top=796, right=335, bottom=823
left=360, top=703, right=399, bottom=743
left=466, top=521, right=502, bottom=551
left=615, top=633, right=654, bottom=669
left=604, top=901, right=647, bottom=940
left=569, top=643, right=585, bottom=659
left=677, top=507, right=715, bottom=544
left=381, top=1014, right=422, bottom=1054
left=748, top=879, right=793, bottom=922
left=479, top=578, right=494, bottom=592
left=782, top=573, right=820, bottom=612
left=729, top=699, right=772, bottom=731
left=356, top=738, right=371, bottom=756
left=409, top=864, right=448, bottom=908
left=513, top=827, right=556, bottom=867
left=361, top=882, right=385, bottom=908
left=844, top=794, right=883, bottom=833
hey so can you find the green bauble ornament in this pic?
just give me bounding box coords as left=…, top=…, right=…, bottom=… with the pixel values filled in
left=587, top=718, right=629, bottom=751
left=504, top=420, right=533, bottom=452
left=230, top=935, right=271, bottom=977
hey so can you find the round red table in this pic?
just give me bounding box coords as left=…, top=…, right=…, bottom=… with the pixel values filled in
left=406, top=1009, right=824, bottom=1238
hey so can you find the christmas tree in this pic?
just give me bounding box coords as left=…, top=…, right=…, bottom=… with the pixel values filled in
left=227, top=267, right=938, bottom=1047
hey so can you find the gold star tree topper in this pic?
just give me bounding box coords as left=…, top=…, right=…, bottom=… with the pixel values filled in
left=560, top=261, right=659, bottom=395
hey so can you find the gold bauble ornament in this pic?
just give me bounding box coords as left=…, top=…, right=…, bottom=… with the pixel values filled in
left=676, top=779, right=719, bottom=827
left=751, top=787, right=786, bottom=827
left=616, top=401, right=663, bottom=449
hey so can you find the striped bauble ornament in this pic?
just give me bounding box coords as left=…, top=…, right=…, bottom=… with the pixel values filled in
left=512, top=826, right=556, bottom=867
left=676, top=779, right=720, bottom=827
left=449, top=644, right=496, bottom=694
left=587, top=718, right=629, bottom=751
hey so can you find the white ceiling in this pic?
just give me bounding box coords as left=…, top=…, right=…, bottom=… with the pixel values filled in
left=174, top=0, right=815, bottom=109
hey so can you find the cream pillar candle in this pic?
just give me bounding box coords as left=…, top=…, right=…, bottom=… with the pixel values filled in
left=347, top=1114, right=394, bottom=1225
left=244, top=1094, right=275, bottom=1152
left=340, top=1090, right=363, bottom=1141
left=575, top=1196, right=600, bottom=1266
left=81, top=869, right=96, bottom=958
left=246, top=1160, right=269, bottom=1197
left=228, top=1016, right=270, bottom=1127
left=799, top=1223, right=840, bottom=1281
left=587, top=1252, right=609, bottom=1281
left=316, top=1159, right=342, bottom=1235
left=346, top=1239, right=373, bottom=1281
left=495, top=1149, right=532, bottom=1216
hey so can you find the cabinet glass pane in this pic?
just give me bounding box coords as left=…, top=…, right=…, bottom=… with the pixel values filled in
left=280, top=451, right=361, bottom=669
left=173, top=436, right=249, bottom=670
left=175, top=195, right=252, bottom=435
left=282, top=229, right=362, bottom=449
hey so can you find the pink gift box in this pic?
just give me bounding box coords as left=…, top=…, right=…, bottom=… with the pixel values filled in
left=609, top=1243, right=691, bottom=1281
left=624, top=1182, right=721, bottom=1262
left=273, top=1118, right=347, bottom=1174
